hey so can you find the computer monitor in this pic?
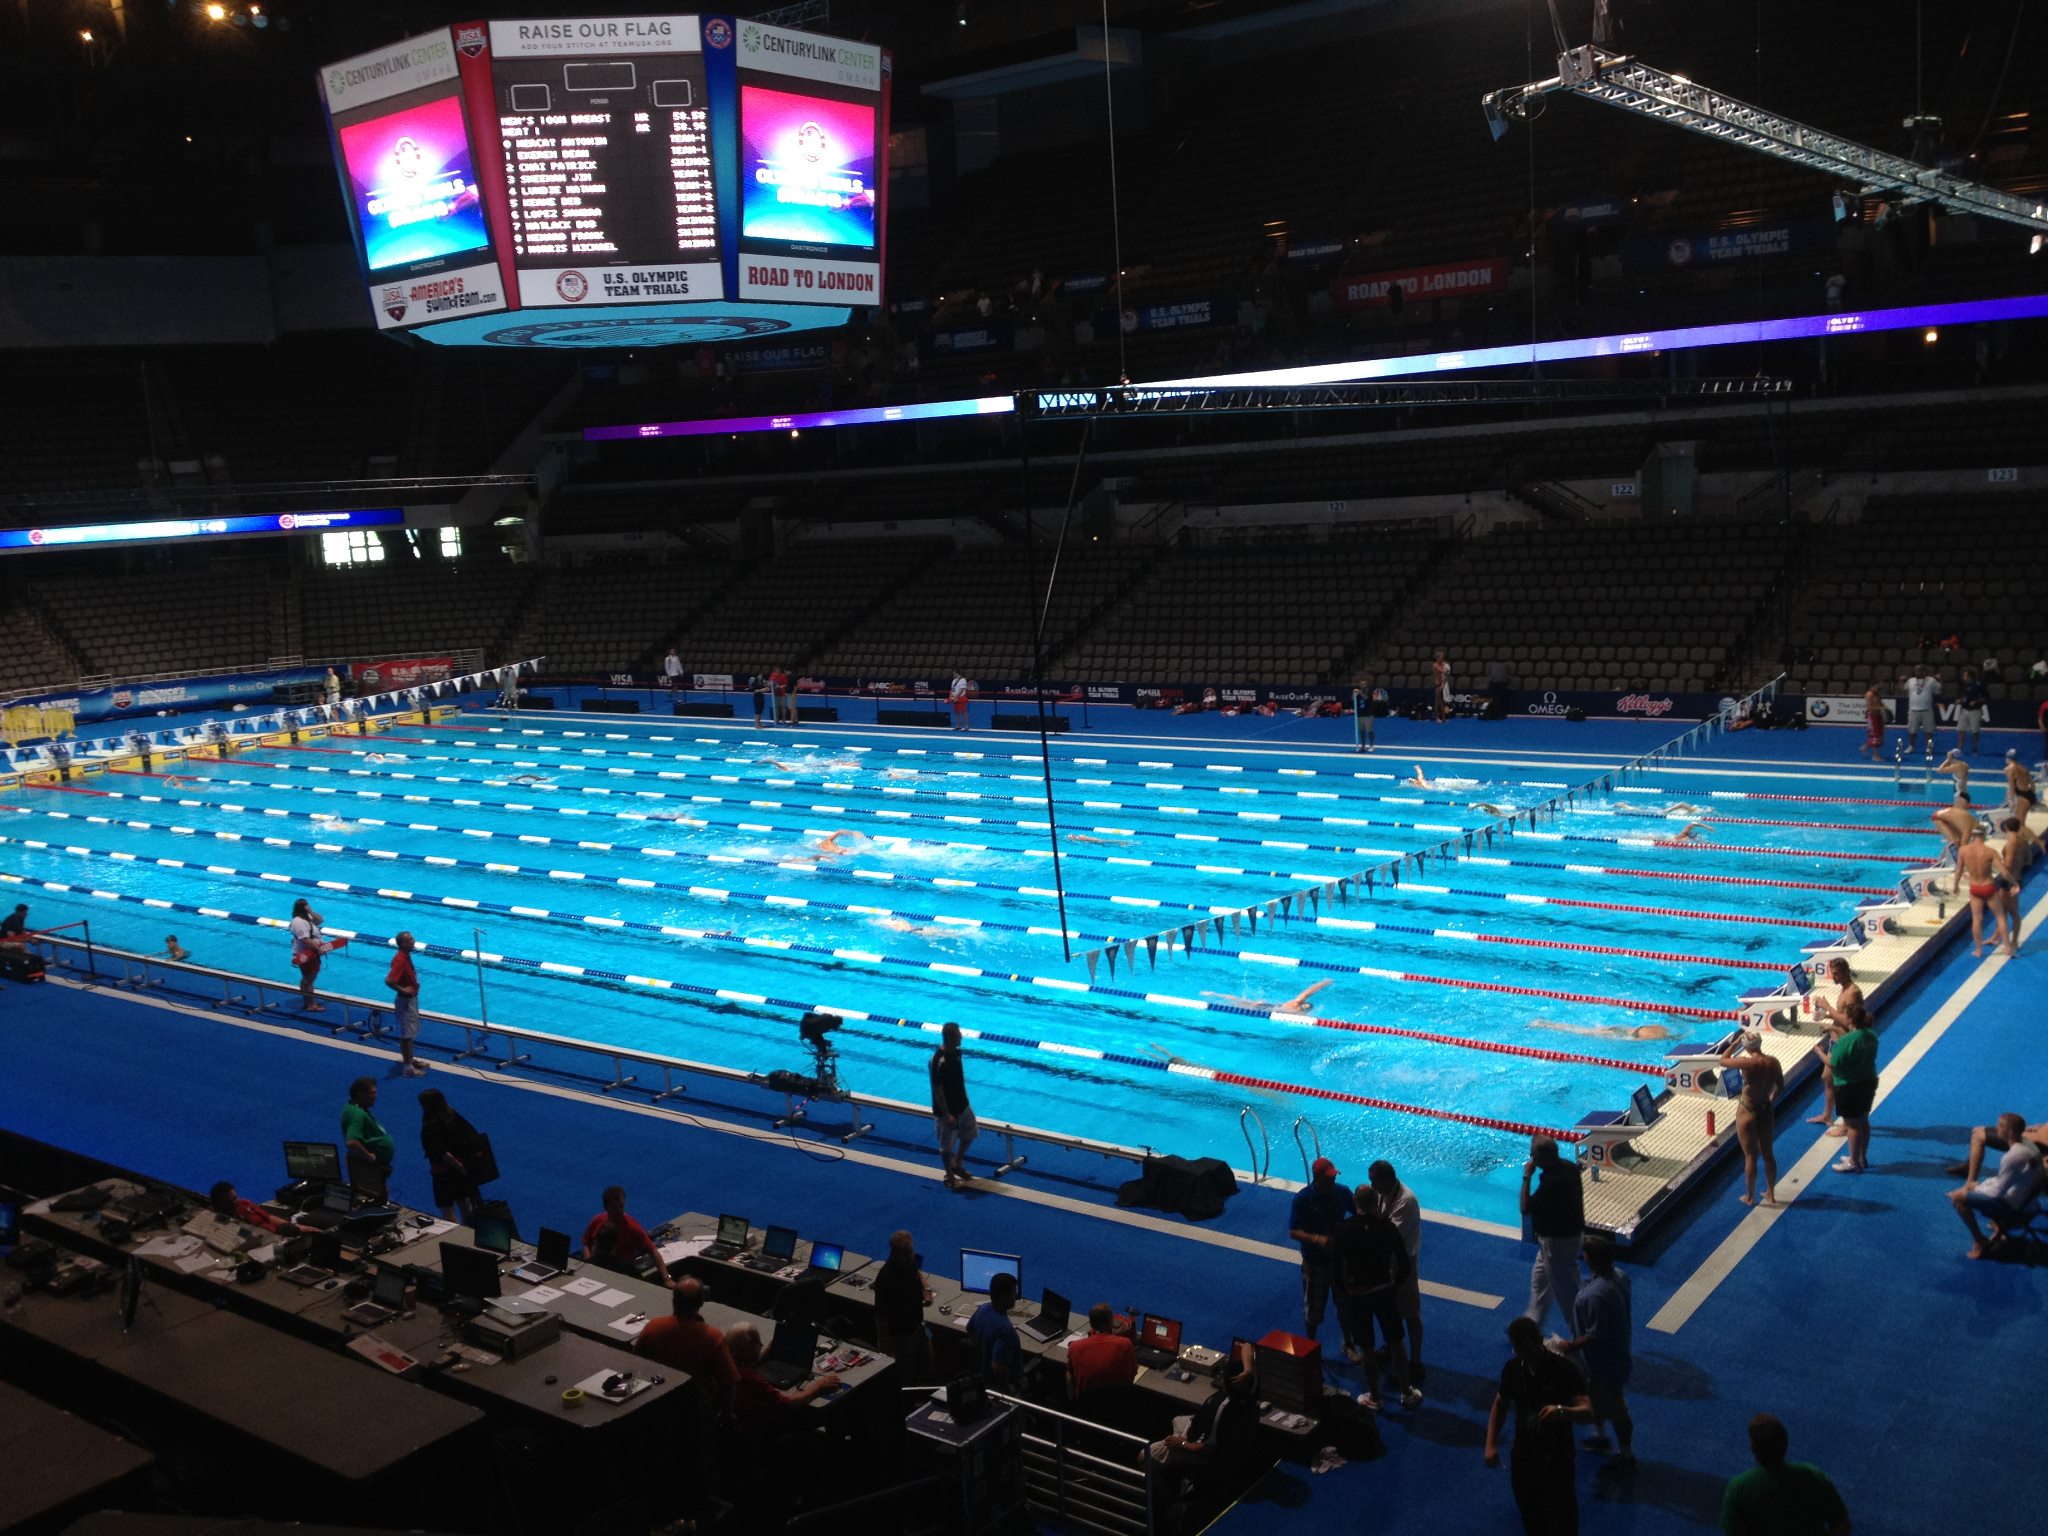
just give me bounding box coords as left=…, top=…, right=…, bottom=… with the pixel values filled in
left=440, top=1241, right=502, bottom=1303
left=1787, top=963, right=1812, bottom=996
left=472, top=1211, right=514, bottom=1256
left=960, top=1248, right=1021, bottom=1295
left=535, top=1227, right=572, bottom=1271
left=1140, top=1314, right=1183, bottom=1353
left=807, top=1242, right=844, bottom=1273
left=715, top=1213, right=748, bottom=1248
left=1629, top=1084, right=1660, bottom=1126
left=284, top=1141, right=344, bottom=1184
left=761, top=1224, right=799, bottom=1262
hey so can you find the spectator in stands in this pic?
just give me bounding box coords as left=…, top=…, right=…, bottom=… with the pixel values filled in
left=416, top=1087, right=485, bottom=1222
left=1957, top=827, right=2009, bottom=958
left=1955, top=668, right=1988, bottom=754
left=1331, top=1185, right=1418, bottom=1411
left=1720, top=1414, right=1850, bottom=1535
left=949, top=672, right=972, bottom=732
left=341, top=1076, right=394, bottom=1201
left=1288, top=1155, right=1351, bottom=1355
left=1859, top=684, right=1886, bottom=759
left=1483, top=1315, right=1591, bottom=1535
left=724, top=1322, right=841, bottom=1428
left=1718, top=1031, right=1783, bottom=1206
left=160, top=935, right=189, bottom=962
left=1521, top=1134, right=1583, bottom=1331
left=636, top=1277, right=738, bottom=1404
left=966, top=1270, right=1020, bottom=1389
left=929, top=1021, right=977, bottom=1189
left=1902, top=665, right=1939, bottom=753
left=1369, top=1159, right=1425, bottom=1384
left=1821, top=1003, right=1878, bottom=1174
left=208, top=1180, right=310, bottom=1235
left=1067, top=1303, right=1138, bottom=1396
left=1564, top=1236, right=1634, bottom=1473
left=663, top=647, right=684, bottom=693
left=1432, top=649, right=1453, bottom=722
left=871, top=1229, right=936, bottom=1384
left=387, top=930, right=424, bottom=1077
left=1949, top=1112, right=2043, bottom=1258
left=582, top=1184, right=673, bottom=1284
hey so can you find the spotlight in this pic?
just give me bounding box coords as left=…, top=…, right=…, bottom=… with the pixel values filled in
left=1922, top=328, right=1938, bottom=345
left=205, top=3, right=225, bottom=18
left=79, top=27, right=94, bottom=41
left=2032, top=234, right=2044, bottom=256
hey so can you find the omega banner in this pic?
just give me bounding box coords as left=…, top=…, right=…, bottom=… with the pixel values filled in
left=1331, top=257, right=1510, bottom=309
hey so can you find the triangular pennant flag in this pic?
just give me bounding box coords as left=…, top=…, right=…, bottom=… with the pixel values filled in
left=1105, top=946, right=1118, bottom=977
left=1390, top=865, right=1400, bottom=887
left=1246, top=908, right=1257, bottom=933
left=1085, top=951, right=1099, bottom=981
left=1145, top=935, right=1158, bottom=966
left=1124, top=939, right=1140, bottom=968
left=1231, top=912, right=1242, bottom=936
left=1182, top=924, right=1196, bottom=952
left=1365, top=870, right=1375, bottom=893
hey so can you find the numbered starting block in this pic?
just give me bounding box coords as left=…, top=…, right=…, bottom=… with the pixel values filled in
left=1738, top=962, right=1811, bottom=1025
left=1664, top=1044, right=1741, bottom=1097
left=1802, top=916, right=1872, bottom=963
left=1573, top=1084, right=1662, bottom=1175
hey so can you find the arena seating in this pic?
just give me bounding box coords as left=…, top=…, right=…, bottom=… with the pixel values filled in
left=30, top=563, right=279, bottom=680
left=1780, top=494, right=2048, bottom=703
left=811, top=543, right=1154, bottom=679
left=300, top=561, right=537, bottom=667
left=1368, top=519, right=1789, bottom=695
left=0, top=607, right=72, bottom=694
left=539, top=558, right=736, bottom=678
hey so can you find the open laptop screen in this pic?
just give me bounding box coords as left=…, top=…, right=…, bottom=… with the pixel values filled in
left=807, top=1242, right=844, bottom=1273
left=715, top=1213, right=748, bottom=1247
left=1141, top=1314, right=1183, bottom=1353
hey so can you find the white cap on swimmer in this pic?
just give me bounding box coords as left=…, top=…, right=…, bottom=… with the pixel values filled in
left=1740, top=1031, right=1763, bottom=1054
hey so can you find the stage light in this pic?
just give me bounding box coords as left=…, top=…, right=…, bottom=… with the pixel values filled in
left=79, top=28, right=93, bottom=41
left=2033, top=234, right=2045, bottom=255
left=205, top=3, right=225, bottom=18
left=1923, top=328, right=1938, bottom=344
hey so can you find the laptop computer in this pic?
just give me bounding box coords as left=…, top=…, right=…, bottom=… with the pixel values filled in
left=345, top=1266, right=411, bottom=1327
left=742, top=1224, right=799, bottom=1273
left=1017, top=1287, right=1072, bottom=1344
left=1134, top=1314, right=1184, bottom=1370
left=701, top=1213, right=749, bottom=1263
left=797, top=1241, right=845, bottom=1282
left=512, top=1226, right=572, bottom=1284
left=294, top=1183, right=356, bottom=1231
left=50, top=1185, right=112, bottom=1214
left=755, top=1322, right=819, bottom=1391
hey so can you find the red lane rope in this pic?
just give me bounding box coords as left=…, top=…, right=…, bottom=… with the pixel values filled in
left=1304, top=1013, right=1669, bottom=1074
left=1732, top=791, right=1930, bottom=807
left=1380, top=971, right=1742, bottom=1022
left=1212, top=1071, right=1587, bottom=1142
left=1704, top=814, right=1937, bottom=836
left=1653, top=839, right=1938, bottom=865
left=37, top=784, right=115, bottom=797
left=1540, top=895, right=1846, bottom=933
left=1594, top=865, right=1881, bottom=895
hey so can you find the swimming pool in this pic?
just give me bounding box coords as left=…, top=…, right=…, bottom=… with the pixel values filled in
left=1, top=713, right=1943, bottom=1224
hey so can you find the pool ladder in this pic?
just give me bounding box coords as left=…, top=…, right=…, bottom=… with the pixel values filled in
left=1237, top=1108, right=1323, bottom=1186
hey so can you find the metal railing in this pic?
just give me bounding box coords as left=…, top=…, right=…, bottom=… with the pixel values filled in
left=25, top=932, right=1161, bottom=1181
left=988, top=1390, right=1159, bottom=1536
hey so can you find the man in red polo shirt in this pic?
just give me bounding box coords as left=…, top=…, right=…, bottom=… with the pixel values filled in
left=581, top=1184, right=673, bottom=1285
left=1066, top=1302, right=1137, bottom=1397
left=634, top=1277, right=739, bottom=1407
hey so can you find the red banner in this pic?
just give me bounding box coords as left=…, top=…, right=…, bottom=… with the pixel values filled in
left=1331, top=257, right=1510, bottom=309
left=350, top=657, right=453, bottom=690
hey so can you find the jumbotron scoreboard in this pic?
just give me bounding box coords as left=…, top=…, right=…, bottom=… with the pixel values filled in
left=319, top=15, right=888, bottom=348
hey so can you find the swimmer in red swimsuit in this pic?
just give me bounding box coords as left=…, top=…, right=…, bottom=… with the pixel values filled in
left=1955, top=828, right=2007, bottom=958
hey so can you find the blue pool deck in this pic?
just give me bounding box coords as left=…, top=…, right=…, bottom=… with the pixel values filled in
left=3, top=706, right=2044, bottom=1534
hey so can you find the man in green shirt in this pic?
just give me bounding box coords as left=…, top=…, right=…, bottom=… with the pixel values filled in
left=1820, top=1008, right=1879, bottom=1174
left=1721, top=1413, right=1850, bottom=1535
left=341, top=1076, right=395, bottom=1200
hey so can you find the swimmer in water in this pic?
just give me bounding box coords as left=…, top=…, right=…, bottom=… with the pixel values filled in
left=309, top=815, right=358, bottom=834
left=363, top=752, right=405, bottom=764
left=1202, top=979, right=1334, bottom=1015
left=884, top=767, right=921, bottom=779
left=1529, top=1017, right=1674, bottom=1042
left=878, top=916, right=956, bottom=939
left=1410, top=766, right=1479, bottom=791
left=1473, top=802, right=1516, bottom=818
left=508, top=773, right=555, bottom=789
left=785, top=829, right=867, bottom=863
left=1069, top=833, right=1134, bottom=847
left=1664, top=823, right=1708, bottom=842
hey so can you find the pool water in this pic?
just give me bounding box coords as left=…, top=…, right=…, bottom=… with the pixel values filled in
left=1, top=714, right=1943, bottom=1224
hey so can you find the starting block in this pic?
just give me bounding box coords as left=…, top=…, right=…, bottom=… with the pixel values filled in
left=1738, top=962, right=1811, bottom=1024
left=1574, top=1084, right=1662, bottom=1175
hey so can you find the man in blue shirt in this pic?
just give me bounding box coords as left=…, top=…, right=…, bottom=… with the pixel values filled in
left=1565, top=1235, right=1634, bottom=1473
left=967, top=1271, right=1020, bottom=1389
left=1288, top=1157, right=1353, bottom=1356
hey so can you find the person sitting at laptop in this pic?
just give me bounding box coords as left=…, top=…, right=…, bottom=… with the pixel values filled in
left=724, top=1322, right=842, bottom=1430
left=635, top=1278, right=738, bottom=1407
left=582, top=1184, right=674, bottom=1286
left=1067, top=1303, right=1137, bottom=1397
left=208, top=1181, right=311, bottom=1236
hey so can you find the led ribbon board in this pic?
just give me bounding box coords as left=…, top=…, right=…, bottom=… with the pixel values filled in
left=0, top=509, right=406, bottom=552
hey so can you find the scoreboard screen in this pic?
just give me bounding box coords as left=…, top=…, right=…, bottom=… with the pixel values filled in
left=321, top=14, right=889, bottom=343
left=474, top=16, right=723, bottom=307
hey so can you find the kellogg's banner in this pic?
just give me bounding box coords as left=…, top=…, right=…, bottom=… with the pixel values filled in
left=1332, top=257, right=1510, bottom=309
left=350, top=657, right=453, bottom=690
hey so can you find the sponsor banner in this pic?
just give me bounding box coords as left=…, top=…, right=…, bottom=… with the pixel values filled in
left=321, top=30, right=459, bottom=113
left=1284, top=237, right=1347, bottom=264
left=351, top=657, right=454, bottom=690
left=1062, top=272, right=1110, bottom=294
left=487, top=15, right=700, bottom=60
left=517, top=262, right=724, bottom=308
left=736, top=20, right=884, bottom=92
left=737, top=255, right=881, bottom=302
left=1331, top=257, right=1509, bottom=309
left=693, top=673, right=736, bottom=690
left=374, top=261, right=508, bottom=331
left=1119, top=296, right=1233, bottom=333
left=1804, top=694, right=1898, bottom=725
left=731, top=341, right=830, bottom=370
left=921, top=323, right=1008, bottom=356
left=1625, top=220, right=1833, bottom=274
left=1555, top=197, right=1628, bottom=228
left=10, top=666, right=328, bottom=728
